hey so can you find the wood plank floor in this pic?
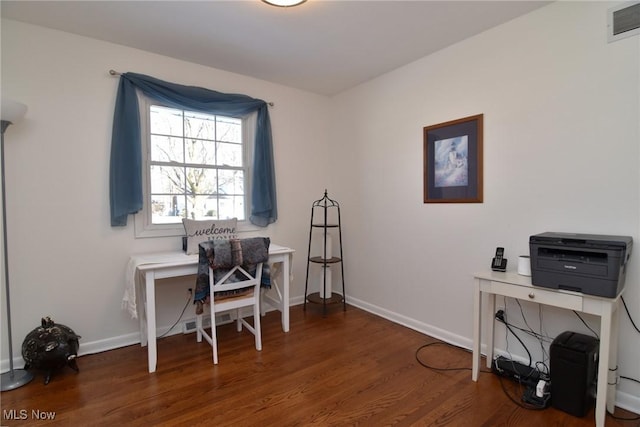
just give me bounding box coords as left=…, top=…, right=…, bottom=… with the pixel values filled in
left=1, top=304, right=638, bottom=426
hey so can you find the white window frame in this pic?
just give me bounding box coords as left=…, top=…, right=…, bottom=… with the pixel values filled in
left=134, top=95, right=259, bottom=238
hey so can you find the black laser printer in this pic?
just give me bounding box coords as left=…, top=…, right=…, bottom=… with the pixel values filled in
left=529, top=232, right=632, bottom=298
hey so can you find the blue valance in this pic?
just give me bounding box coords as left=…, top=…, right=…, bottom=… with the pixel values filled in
left=109, top=72, right=277, bottom=227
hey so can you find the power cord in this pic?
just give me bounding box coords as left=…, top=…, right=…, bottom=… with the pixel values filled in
left=621, top=296, right=640, bottom=334
left=414, top=341, right=490, bottom=373
left=572, top=310, right=599, bottom=339
left=414, top=341, right=548, bottom=410
left=500, top=300, right=640, bottom=422
left=495, top=307, right=554, bottom=346
left=495, top=309, right=533, bottom=367
left=414, top=297, right=640, bottom=419
left=157, top=288, right=193, bottom=338
left=495, top=307, right=552, bottom=410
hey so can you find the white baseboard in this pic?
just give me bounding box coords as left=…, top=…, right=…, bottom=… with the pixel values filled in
left=617, top=387, right=640, bottom=414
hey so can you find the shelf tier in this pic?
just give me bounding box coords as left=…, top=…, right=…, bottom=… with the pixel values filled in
left=306, top=292, right=344, bottom=305
left=309, top=256, right=342, bottom=264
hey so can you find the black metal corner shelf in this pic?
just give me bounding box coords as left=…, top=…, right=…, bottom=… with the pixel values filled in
left=303, top=190, right=346, bottom=315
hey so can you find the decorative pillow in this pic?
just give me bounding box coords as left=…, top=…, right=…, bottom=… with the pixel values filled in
left=182, top=218, right=238, bottom=255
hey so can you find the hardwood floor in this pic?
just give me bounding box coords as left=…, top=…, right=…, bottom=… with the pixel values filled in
left=2, top=304, right=638, bottom=426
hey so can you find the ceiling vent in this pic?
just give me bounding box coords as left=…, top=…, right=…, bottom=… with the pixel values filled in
left=608, top=1, right=640, bottom=42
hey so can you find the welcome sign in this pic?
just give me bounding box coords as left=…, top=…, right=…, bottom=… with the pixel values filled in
left=182, top=218, right=238, bottom=254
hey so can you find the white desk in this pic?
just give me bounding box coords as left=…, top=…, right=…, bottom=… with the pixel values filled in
left=133, top=244, right=294, bottom=373
left=472, top=271, right=620, bottom=427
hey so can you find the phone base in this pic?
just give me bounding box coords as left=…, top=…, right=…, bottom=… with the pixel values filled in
left=491, top=258, right=508, bottom=272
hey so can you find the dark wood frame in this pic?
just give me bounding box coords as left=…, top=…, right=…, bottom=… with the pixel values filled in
left=423, top=114, right=483, bottom=203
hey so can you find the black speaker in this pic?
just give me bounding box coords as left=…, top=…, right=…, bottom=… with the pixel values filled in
left=550, top=331, right=599, bottom=417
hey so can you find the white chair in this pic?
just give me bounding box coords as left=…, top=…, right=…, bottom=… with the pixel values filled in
left=196, top=263, right=263, bottom=364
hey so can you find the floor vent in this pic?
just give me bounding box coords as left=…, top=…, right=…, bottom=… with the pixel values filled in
left=182, top=314, right=231, bottom=334
left=608, top=1, right=640, bottom=43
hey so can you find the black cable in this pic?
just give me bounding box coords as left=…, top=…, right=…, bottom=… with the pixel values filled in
left=515, top=299, right=537, bottom=336
left=621, top=296, right=640, bottom=334
left=414, top=342, right=547, bottom=411
left=414, top=341, right=492, bottom=373
left=496, top=314, right=533, bottom=367
left=157, top=291, right=192, bottom=338
left=499, top=321, right=553, bottom=344
left=607, top=410, right=640, bottom=422
left=534, top=361, right=549, bottom=379
left=414, top=341, right=640, bottom=418
left=621, top=375, right=640, bottom=385
left=573, top=311, right=599, bottom=339
left=496, top=374, right=546, bottom=411
left=495, top=298, right=640, bottom=421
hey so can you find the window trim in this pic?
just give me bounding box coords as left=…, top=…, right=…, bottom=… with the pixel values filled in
left=133, top=97, right=259, bottom=238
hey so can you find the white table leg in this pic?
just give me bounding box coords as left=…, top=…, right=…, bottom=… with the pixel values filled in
left=472, top=278, right=482, bottom=381
left=595, top=301, right=614, bottom=427
left=282, top=253, right=290, bottom=332
left=607, top=301, right=620, bottom=413
left=486, top=292, right=496, bottom=369
left=145, top=271, right=157, bottom=373
left=139, top=275, right=148, bottom=347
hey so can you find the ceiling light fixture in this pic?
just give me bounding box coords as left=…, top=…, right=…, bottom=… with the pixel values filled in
left=262, top=0, right=307, bottom=7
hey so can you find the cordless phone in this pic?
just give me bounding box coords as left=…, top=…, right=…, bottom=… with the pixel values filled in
left=491, top=247, right=507, bottom=272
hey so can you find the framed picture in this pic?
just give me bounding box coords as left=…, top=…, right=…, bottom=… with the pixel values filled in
left=423, top=114, right=483, bottom=203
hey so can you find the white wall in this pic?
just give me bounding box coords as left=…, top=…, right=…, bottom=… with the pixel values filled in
left=2, top=0, right=639, bottom=412
left=330, top=1, right=640, bottom=409
left=0, top=19, right=330, bottom=358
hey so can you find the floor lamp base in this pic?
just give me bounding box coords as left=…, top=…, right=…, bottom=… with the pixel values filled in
left=1, top=369, right=33, bottom=391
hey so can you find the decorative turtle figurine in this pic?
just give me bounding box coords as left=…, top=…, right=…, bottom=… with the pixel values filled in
left=22, top=317, right=81, bottom=385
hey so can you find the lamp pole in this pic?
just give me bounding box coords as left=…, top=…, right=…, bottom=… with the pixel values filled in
left=0, top=99, right=33, bottom=391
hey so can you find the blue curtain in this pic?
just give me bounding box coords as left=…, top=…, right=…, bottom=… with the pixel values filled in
left=109, top=72, right=277, bottom=227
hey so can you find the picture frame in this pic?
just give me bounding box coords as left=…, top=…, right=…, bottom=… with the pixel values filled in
left=423, top=114, right=483, bottom=203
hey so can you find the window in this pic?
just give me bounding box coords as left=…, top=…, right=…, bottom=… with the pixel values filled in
left=135, top=102, right=254, bottom=238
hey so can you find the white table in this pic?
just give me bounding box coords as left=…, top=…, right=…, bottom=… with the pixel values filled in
left=472, top=271, right=620, bottom=427
left=133, top=244, right=294, bottom=373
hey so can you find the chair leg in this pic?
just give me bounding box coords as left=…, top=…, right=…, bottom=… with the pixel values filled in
left=254, top=299, right=262, bottom=351
left=236, top=309, right=242, bottom=332
left=196, top=313, right=203, bottom=342
left=210, top=305, right=219, bottom=365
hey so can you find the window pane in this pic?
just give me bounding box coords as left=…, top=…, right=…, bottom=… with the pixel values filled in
left=151, top=194, right=185, bottom=223
left=150, top=165, right=185, bottom=193
left=185, top=167, right=217, bottom=195
left=145, top=105, right=247, bottom=229
left=185, top=139, right=216, bottom=165
left=219, top=195, right=245, bottom=220
left=150, top=135, right=184, bottom=163
left=218, top=169, right=244, bottom=195
left=217, top=116, right=241, bottom=143
left=217, top=141, right=242, bottom=167
left=150, top=106, right=183, bottom=137
left=187, top=195, right=219, bottom=219
left=185, top=113, right=216, bottom=140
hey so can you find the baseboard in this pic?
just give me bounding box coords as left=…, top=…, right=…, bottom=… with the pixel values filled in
left=617, top=387, right=640, bottom=414
left=346, top=295, right=472, bottom=349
